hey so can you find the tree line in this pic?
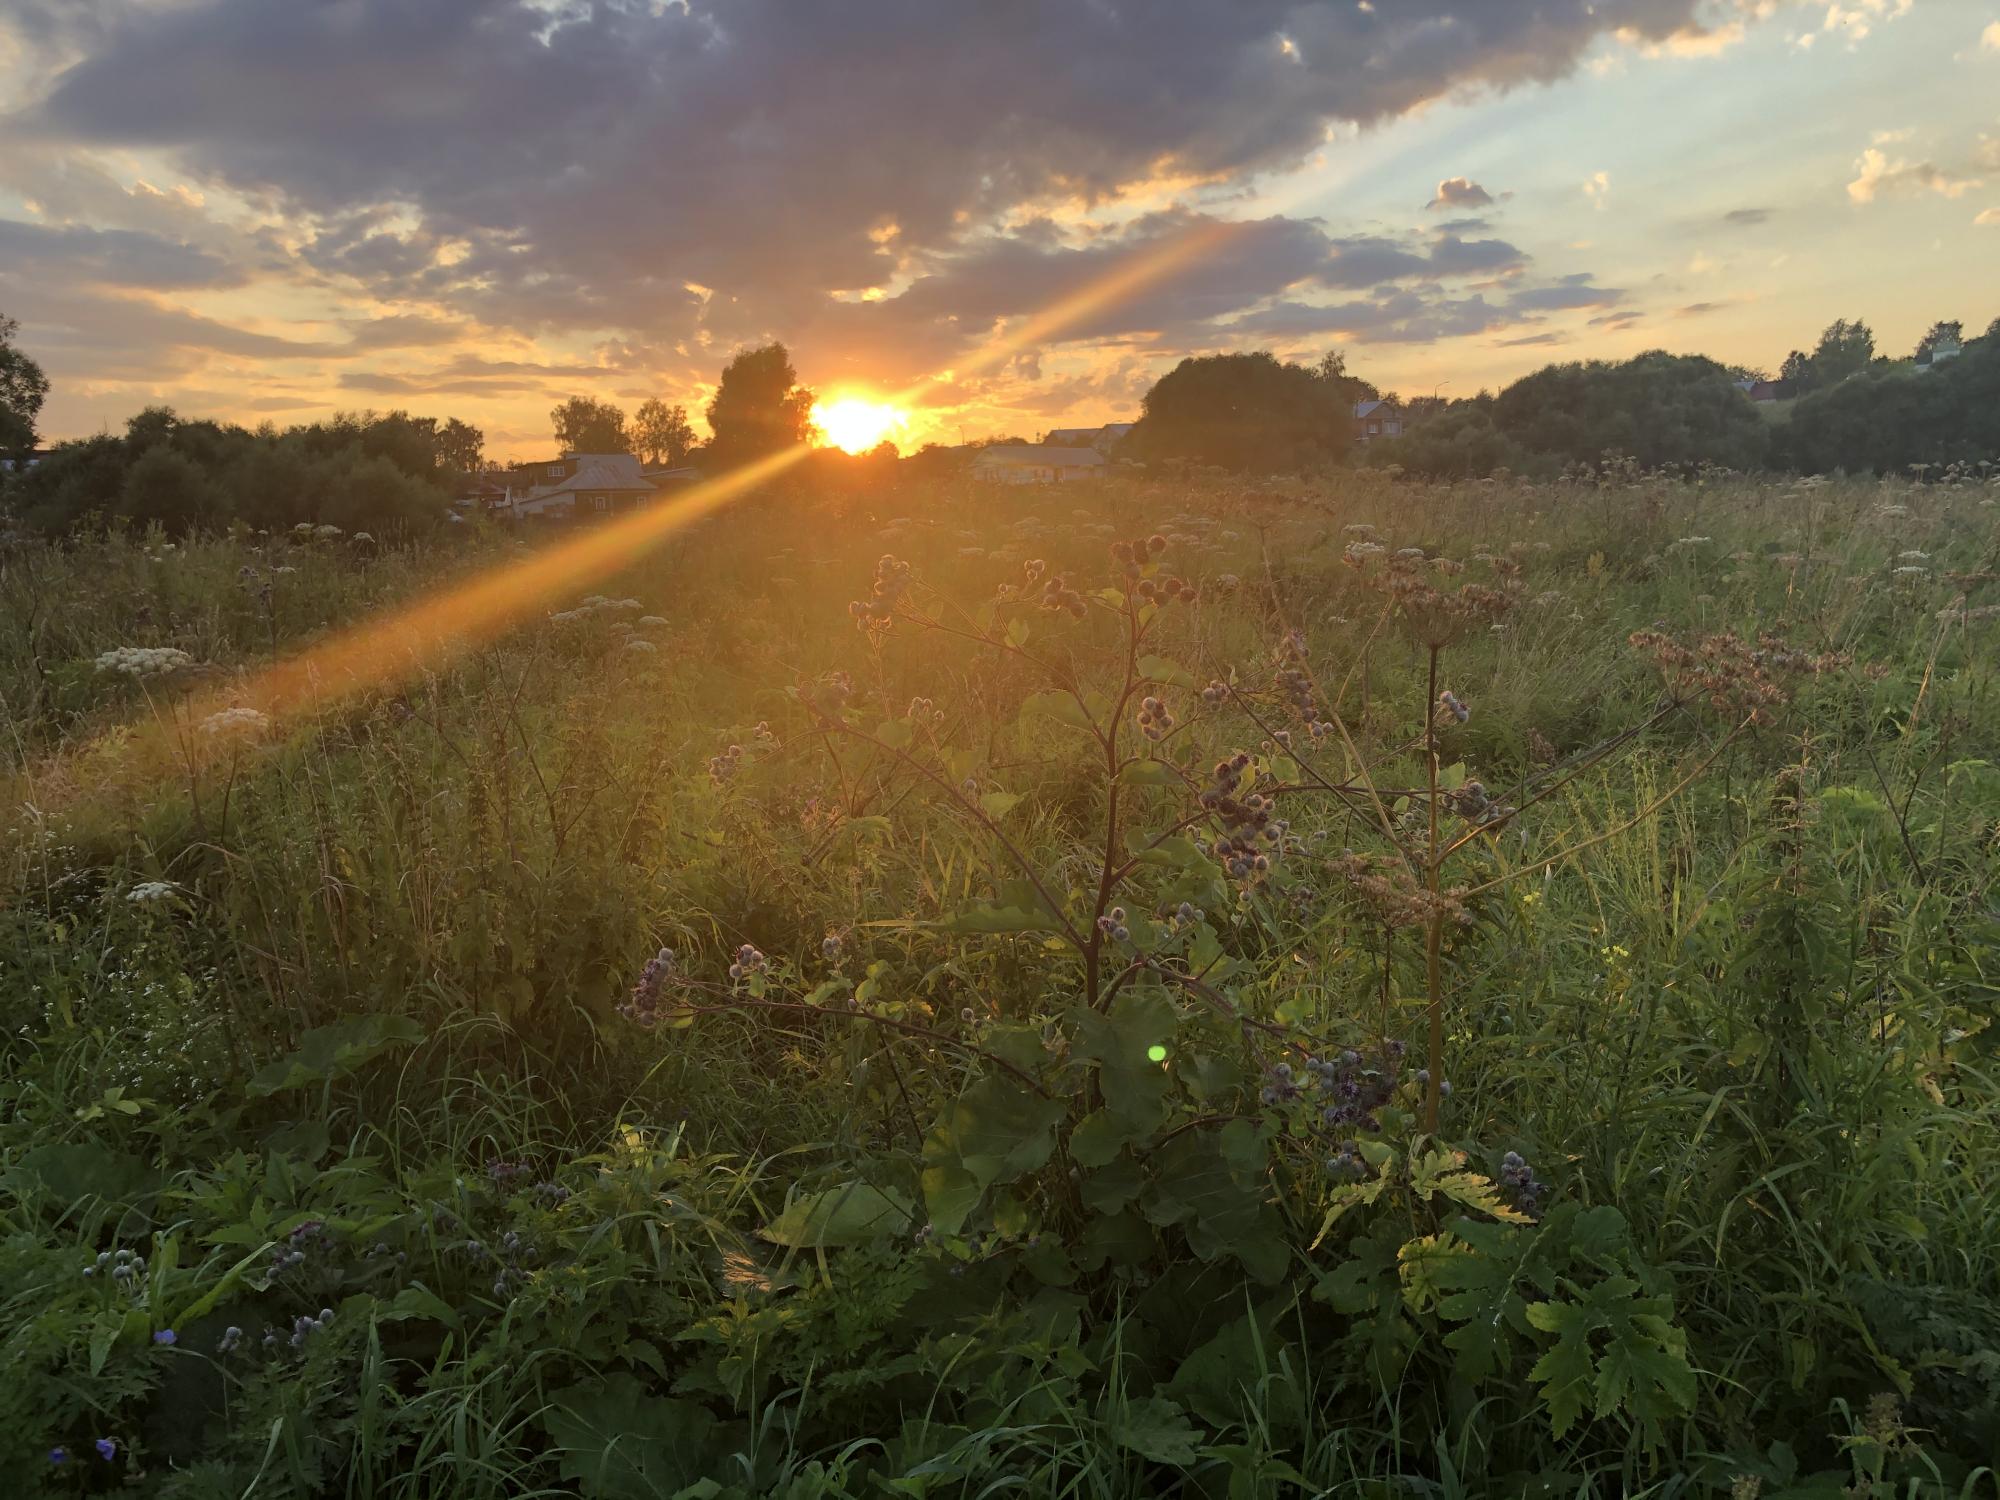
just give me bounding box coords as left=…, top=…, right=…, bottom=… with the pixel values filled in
left=1360, top=315, right=1999, bottom=480
left=0, top=333, right=832, bottom=536
left=5, top=305, right=1997, bottom=538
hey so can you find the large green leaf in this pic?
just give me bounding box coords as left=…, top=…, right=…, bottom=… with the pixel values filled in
left=1019, top=690, right=1097, bottom=733
left=940, top=903, right=1066, bottom=936
left=920, top=1076, right=1063, bottom=1234
left=1523, top=1275, right=1694, bottom=1439
left=1072, top=989, right=1177, bottom=1123
left=1142, top=1128, right=1286, bottom=1283
left=542, top=1375, right=719, bottom=1498
left=760, top=1182, right=914, bottom=1248
left=1102, top=1395, right=1203, bottom=1464
left=9, top=1142, right=158, bottom=1205
left=248, top=1014, right=425, bottom=1098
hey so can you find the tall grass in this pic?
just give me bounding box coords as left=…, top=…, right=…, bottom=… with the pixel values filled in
left=2, top=466, right=1997, bottom=1496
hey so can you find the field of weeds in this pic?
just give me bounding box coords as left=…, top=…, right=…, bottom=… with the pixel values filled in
left=2, top=469, right=1997, bottom=1497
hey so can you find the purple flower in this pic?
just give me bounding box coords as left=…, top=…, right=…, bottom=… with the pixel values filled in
left=95, top=1438, right=117, bottom=1461
left=153, top=1329, right=177, bottom=1346
left=48, top=1448, right=67, bottom=1465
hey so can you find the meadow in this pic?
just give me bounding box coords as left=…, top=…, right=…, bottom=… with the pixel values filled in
left=2, top=467, right=1997, bottom=1498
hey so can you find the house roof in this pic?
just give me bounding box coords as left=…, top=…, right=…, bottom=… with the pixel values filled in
left=1043, top=427, right=1100, bottom=445
left=532, top=456, right=657, bottom=496
left=1354, top=400, right=1392, bottom=419
left=975, top=444, right=1106, bottom=467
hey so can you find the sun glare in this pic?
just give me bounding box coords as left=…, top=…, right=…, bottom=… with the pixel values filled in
left=812, top=396, right=907, bottom=454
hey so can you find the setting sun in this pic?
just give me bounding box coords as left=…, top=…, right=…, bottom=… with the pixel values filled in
left=812, top=395, right=908, bottom=454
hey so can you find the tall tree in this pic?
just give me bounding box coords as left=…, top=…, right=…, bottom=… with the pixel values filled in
left=550, top=396, right=630, bottom=454
left=434, top=416, right=485, bottom=474
left=1490, top=350, right=1768, bottom=471
left=632, top=398, right=697, bottom=466
left=1313, top=349, right=1379, bottom=406
left=0, top=312, right=51, bottom=463
left=1124, top=351, right=1350, bottom=472
left=704, top=343, right=815, bottom=468
left=1915, top=319, right=1964, bottom=360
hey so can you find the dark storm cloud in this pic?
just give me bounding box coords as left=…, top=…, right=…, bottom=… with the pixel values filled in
left=16, top=0, right=1711, bottom=352
left=0, top=218, right=238, bottom=289
left=1722, top=207, right=1771, bottom=226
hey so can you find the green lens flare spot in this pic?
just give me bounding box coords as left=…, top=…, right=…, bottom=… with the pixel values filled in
left=1146, top=1044, right=1169, bottom=1064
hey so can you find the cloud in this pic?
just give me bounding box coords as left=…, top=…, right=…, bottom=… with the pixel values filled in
left=1721, top=207, right=1770, bottom=226
left=1582, top=170, right=1611, bottom=209
left=1507, top=273, right=1622, bottom=311
left=1822, top=0, right=1913, bottom=49
left=0, top=283, right=341, bottom=393
left=1425, top=175, right=1494, bottom=211
left=1316, top=230, right=1527, bottom=288
left=342, top=313, right=475, bottom=351
left=1494, top=331, right=1568, bottom=346
left=1675, top=301, right=1726, bottom=316
left=1847, top=148, right=1982, bottom=202
left=11, top=0, right=1834, bottom=445
left=15, top=0, right=1708, bottom=349
left=339, top=371, right=552, bottom=397
left=1977, top=207, right=2000, bottom=226
left=1227, top=288, right=1514, bottom=345
left=0, top=217, right=238, bottom=289
left=1980, top=19, right=1999, bottom=51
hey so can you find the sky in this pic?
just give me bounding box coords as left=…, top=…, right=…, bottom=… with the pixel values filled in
left=1, top=0, right=1995, bottom=460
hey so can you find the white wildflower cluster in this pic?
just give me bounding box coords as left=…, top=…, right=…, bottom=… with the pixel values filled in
left=624, top=638, right=657, bottom=654
left=636, top=615, right=668, bottom=628
left=96, top=646, right=195, bottom=677
left=126, top=881, right=179, bottom=904
left=1665, top=536, right=1712, bottom=554
left=199, top=707, right=269, bottom=736
left=550, top=595, right=644, bottom=624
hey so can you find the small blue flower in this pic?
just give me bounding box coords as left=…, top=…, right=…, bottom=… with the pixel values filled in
left=153, top=1329, right=177, bottom=1346
left=94, top=1437, right=117, bottom=1461
left=48, top=1447, right=68, bottom=1465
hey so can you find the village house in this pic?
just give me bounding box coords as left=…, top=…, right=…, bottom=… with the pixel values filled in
left=506, top=453, right=659, bottom=518
left=1041, top=421, right=1135, bottom=453
left=1352, top=399, right=1403, bottom=444
left=972, top=443, right=1107, bottom=484
left=1913, top=336, right=1962, bottom=373
left=449, top=472, right=513, bottom=514
left=1732, top=378, right=1782, bottom=401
